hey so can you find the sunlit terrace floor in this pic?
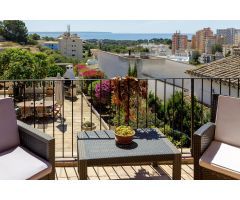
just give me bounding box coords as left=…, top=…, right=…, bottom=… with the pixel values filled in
left=55, top=164, right=194, bottom=180
left=4, top=93, right=190, bottom=157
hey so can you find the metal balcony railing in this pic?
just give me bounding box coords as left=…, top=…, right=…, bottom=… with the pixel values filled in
left=0, top=77, right=239, bottom=159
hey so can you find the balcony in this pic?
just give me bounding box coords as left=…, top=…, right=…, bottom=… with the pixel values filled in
left=0, top=77, right=239, bottom=180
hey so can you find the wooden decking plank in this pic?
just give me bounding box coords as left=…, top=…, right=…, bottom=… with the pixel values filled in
left=55, top=164, right=194, bottom=180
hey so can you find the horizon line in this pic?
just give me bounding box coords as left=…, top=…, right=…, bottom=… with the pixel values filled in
left=29, top=31, right=194, bottom=34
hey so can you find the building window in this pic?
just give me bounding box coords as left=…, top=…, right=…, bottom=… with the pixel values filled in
left=72, top=54, right=75, bottom=56
left=72, top=40, right=75, bottom=42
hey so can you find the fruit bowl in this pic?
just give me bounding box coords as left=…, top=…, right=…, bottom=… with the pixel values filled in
left=115, top=126, right=135, bottom=144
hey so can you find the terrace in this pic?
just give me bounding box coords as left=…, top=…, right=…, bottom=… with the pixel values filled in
left=0, top=76, right=239, bottom=180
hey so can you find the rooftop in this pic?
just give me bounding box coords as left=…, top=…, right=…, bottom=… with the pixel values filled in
left=44, top=41, right=59, bottom=44
left=186, top=55, right=240, bottom=86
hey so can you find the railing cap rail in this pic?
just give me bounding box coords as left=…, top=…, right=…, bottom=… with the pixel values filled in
left=1, top=77, right=240, bottom=82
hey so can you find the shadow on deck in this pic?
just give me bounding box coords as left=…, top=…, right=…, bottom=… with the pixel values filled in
left=55, top=164, right=194, bottom=180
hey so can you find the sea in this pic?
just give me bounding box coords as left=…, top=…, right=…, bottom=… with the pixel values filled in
left=31, top=32, right=193, bottom=41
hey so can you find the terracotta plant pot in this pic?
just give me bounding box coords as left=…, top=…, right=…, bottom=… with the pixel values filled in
left=115, top=134, right=134, bottom=145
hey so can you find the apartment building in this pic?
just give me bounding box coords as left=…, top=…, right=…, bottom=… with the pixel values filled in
left=217, top=28, right=240, bottom=45
left=234, top=33, right=240, bottom=46
left=191, top=35, right=196, bottom=49
left=58, top=32, right=83, bottom=60
left=171, top=31, right=188, bottom=55
left=205, top=36, right=216, bottom=54
left=195, top=27, right=214, bottom=53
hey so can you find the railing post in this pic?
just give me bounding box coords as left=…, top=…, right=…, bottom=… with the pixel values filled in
left=191, top=79, right=195, bottom=156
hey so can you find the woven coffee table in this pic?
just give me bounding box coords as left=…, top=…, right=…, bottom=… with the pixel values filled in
left=77, top=128, right=181, bottom=180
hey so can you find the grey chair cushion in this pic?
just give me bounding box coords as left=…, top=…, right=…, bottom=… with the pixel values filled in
left=0, top=146, right=52, bottom=180
left=0, top=98, right=20, bottom=153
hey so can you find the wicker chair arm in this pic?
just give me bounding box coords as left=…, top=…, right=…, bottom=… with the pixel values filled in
left=194, top=122, right=215, bottom=154
left=17, top=120, right=55, bottom=169
left=193, top=122, right=215, bottom=179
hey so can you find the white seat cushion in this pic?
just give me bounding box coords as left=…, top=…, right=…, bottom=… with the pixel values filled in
left=0, top=146, right=52, bottom=180
left=215, top=95, right=240, bottom=147
left=200, top=141, right=240, bottom=179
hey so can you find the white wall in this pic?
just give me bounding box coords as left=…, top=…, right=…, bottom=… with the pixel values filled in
left=139, top=58, right=194, bottom=79
left=97, top=51, right=132, bottom=77
left=192, top=77, right=240, bottom=105
left=97, top=50, right=198, bottom=101
left=97, top=50, right=195, bottom=80
left=148, top=79, right=187, bottom=101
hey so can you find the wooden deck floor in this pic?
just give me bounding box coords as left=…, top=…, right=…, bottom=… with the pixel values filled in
left=55, top=164, right=194, bottom=180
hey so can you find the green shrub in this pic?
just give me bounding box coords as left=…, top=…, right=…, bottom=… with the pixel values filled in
left=160, top=125, right=190, bottom=148
left=87, top=80, right=100, bottom=97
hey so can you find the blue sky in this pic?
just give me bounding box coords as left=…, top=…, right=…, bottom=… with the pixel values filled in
left=24, top=20, right=240, bottom=33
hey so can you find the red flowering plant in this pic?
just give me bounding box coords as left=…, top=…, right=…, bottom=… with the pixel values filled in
left=76, top=65, right=89, bottom=76
left=82, top=70, right=105, bottom=79
left=111, top=76, right=148, bottom=124
left=78, top=66, right=105, bottom=94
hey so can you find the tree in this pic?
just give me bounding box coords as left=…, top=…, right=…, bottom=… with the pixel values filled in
left=27, top=33, right=41, bottom=45
left=41, top=36, right=56, bottom=41
left=0, top=20, right=28, bottom=44
left=27, top=37, right=38, bottom=45
left=189, top=51, right=200, bottom=65
left=225, top=50, right=231, bottom=57
left=87, top=49, right=92, bottom=57
left=47, top=64, right=65, bottom=77
left=0, top=48, right=66, bottom=100
left=132, top=62, right=138, bottom=77
left=212, top=44, right=223, bottom=54
left=29, top=33, right=40, bottom=40
left=163, top=91, right=210, bottom=137
left=127, top=62, right=137, bottom=77
left=0, top=48, right=53, bottom=79
left=128, top=64, right=131, bottom=76
left=0, top=48, right=34, bottom=79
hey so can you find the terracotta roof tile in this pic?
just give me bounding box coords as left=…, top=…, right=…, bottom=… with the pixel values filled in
left=186, top=55, right=240, bottom=86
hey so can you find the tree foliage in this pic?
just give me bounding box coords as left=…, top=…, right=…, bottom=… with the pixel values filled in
left=38, top=46, right=81, bottom=64
left=47, top=64, right=65, bottom=77
left=0, top=20, right=28, bottom=44
left=85, top=38, right=172, bottom=54
left=212, top=44, right=223, bottom=54
left=27, top=33, right=41, bottom=45
left=0, top=48, right=64, bottom=79
left=189, top=51, right=200, bottom=65
left=127, top=62, right=138, bottom=77
left=41, top=36, right=57, bottom=41
left=28, top=33, right=41, bottom=40
left=155, top=91, right=210, bottom=137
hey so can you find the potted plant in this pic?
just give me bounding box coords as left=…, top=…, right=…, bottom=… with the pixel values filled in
left=111, top=76, right=147, bottom=124
left=115, top=125, right=135, bottom=144
left=81, top=120, right=96, bottom=131
left=46, top=86, right=53, bottom=96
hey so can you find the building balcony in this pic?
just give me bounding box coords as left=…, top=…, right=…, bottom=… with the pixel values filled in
left=0, top=77, right=239, bottom=180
